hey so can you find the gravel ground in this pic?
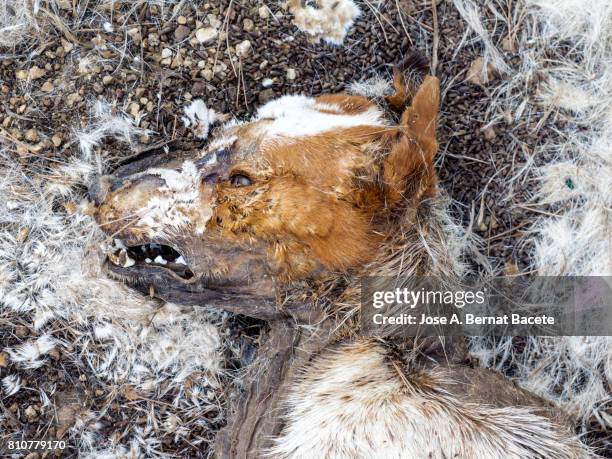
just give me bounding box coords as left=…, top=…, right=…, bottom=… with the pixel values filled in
left=1, top=1, right=599, bottom=457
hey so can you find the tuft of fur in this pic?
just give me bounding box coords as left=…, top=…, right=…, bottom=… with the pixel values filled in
left=0, top=112, right=227, bottom=455
left=454, top=0, right=612, bottom=446
left=269, top=341, right=589, bottom=459
left=287, top=0, right=361, bottom=45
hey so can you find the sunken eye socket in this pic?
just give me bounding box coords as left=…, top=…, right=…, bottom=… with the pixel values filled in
left=229, top=173, right=252, bottom=187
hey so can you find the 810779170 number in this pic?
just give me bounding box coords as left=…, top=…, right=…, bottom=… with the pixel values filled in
left=7, top=440, right=66, bottom=451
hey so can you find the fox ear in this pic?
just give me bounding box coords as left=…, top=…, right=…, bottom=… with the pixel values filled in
left=382, top=76, right=440, bottom=207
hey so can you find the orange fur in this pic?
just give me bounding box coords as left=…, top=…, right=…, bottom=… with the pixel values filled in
left=94, top=78, right=442, bottom=283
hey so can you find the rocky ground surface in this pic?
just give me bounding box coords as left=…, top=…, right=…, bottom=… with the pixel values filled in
left=1, top=1, right=604, bottom=457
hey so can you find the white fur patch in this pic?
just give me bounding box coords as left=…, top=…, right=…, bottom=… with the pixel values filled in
left=132, top=161, right=211, bottom=237
left=182, top=99, right=218, bottom=139
left=289, top=0, right=361, bottom=45
left=256, top=95, right=386, bottom=140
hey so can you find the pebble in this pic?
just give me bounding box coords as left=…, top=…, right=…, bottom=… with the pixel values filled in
left=258, top=6, right=270, bottom=19
left=236, top=40, right=252, bottom=58
left=0, top=352, right=8, bottom=367
left=102, top=75, right=114, bottom=85
left=466, top=57, right=496, bottom=85
left=29, top=66, right=46, bottom=79
left=243, top=18, right=255, bottom=32
left=66, top=92, right=82, bottom=106
left=207, top=14, right=221, bottom=28
left=262, top=78, right=274, bottom=88
left=129, top=102, right=140, bottom=116
left=174, top=25, right=191, bottom=41
left=177, top=15, right=187, bottom=25
left=482, top=126, right=496, bottom=141
left=286, top=68, right=297, bottom=80
left=196, top=27, right=218, bottom=43
left=15, top=325, right=28, bottom=337
left=52, top=134, right=63, bottom=147
left=25, top=129, right=38, bottom=142
left=41, top=81, right=54, bottom=92
left=161, top=48, right=173, bottom=59
left=202, top=69, right=214, bottom=81
left=25, top=405, right=38, bottom=421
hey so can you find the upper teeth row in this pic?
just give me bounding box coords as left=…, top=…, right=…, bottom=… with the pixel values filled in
left=106, top=239, right=187, bottom=267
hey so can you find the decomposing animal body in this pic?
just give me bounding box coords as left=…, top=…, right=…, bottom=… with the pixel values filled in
left=90, top=56, right=591, bottom=458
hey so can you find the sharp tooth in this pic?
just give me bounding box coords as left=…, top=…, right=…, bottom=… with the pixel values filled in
left=175, top=256, right=187, bottom=265
left=109, top=249, right=135, bottom=268
left=145, top=258, right=152, bottom=263
left=120, top=249, right=135, bottom=268
left=154, top=255, right=167, bottom=265
left=108, top=251, right=121, bottom=266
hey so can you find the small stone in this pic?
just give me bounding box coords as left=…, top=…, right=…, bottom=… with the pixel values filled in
left=15, top=325, right=28, bottom=337
left=41, top=81, right=54, bottom=92
left=16, top=70, right=28, bottom=80
left=161, top=48, right=173, bottom=59
left=0, top=352, right=8, bottom=368
left=482, top=126, right=496, bottom=141
left=202, top=69, right=213, bottom=81
left=16, top=227, right=29, bottom=242
left=504, top=260, right=519, bottom=277
left=243, top=18, right=254, bottom=32
left=171, top=53, right=184, bottom=69
left=61, top=38, right=74, bottom=53
left=213, top=61, right=227, bottom=74
left=235, top=40, right=251, bottom=58
left=25, top=129, right=38, bottom=142
left=66, top=92, right=81, bottom=107
left=102, top=75, right=114, bottom=86
left=177, top=15, right=187, bottom=25
left=258, top=6, right=270, bottom=19
left=196, top=27, right=218, bottom=43
left=29, top=66, right=46, bottom=80
left=466, top=57, right=496, bottom=86
left=25, top=453, right=40, bottom=459
left=502, top=36, right=516, bottom=53
left=174, top=25, right=191, bottom=41
left=262, top=78, right=274, bottom=88
left=207, top=14, right=221, bottom=28
left=25, top=405, right=38, bottom=421
left=129, top=102, right=140, bottom=116
left=127, top=27, right=141, bottom=42
left=148, top=33, right=160, bottom=47
left=286, top=68, right=297, bottom=80
left=51, top=134, right=63, bottom=147
left=48, top=347, right=61, bottom=360
left=259, top=60, right=268, bottom=70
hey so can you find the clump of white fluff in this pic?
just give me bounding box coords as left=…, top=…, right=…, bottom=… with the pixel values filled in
left=287, top=0, right=361, bottom=45
left=461, top=0, right=612, bottom=440
left=0, top=99, right=226, bottom=456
